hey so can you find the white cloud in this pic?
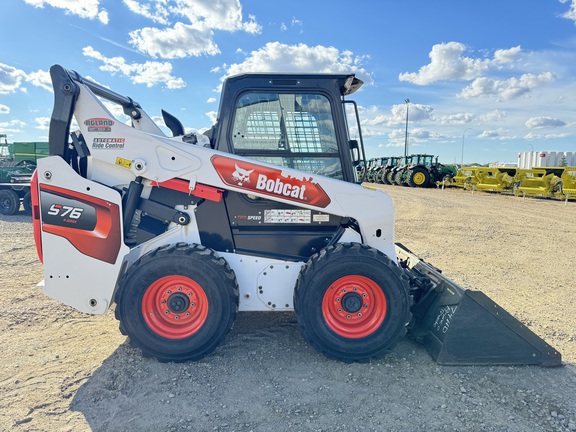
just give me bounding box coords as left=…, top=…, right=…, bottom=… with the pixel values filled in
left=0, top=64, right=52, bottom=94
left=0, top=104, right=9, bottom=114
left=525, top=116, right=567, bottom=128
left=478, top=128, right=517, bottom=140
left=83, top=46, right=186, bottom=89
left=126, top=0, right=261, bottom=59
left=399, top=42, right=490, bottom=85
left=399, top=42, right=522, bottom=85
left=129, top=23, right=220, bottom=59
left=0, top=119, right=26, bottom=133
left=122, top=0, right=170, bottom=25
left=478, top=110, right=506, bottom=122
left=459, top=72, right=555, bottom=100
left=24, top=0, right=108, bottom=24
left=493, top=46, right=522, bottom=65
left=25, top=69, right=53, bottom=92
left=206, top=110, right=218, bottom=123
left=223, top=42, right=373, bottom=84
left=0, top=64, right=27, bottom=94
left=561, top=0, right=576, bottom=22
left=432, top=112, right=475, bottom=125
left=34, top=117, right=51, bottom=130
left=524, top=131, right=570, bottom=140
left=206, top=97, right=216, bottom=103
left=174, top=0, right=261, bottom=33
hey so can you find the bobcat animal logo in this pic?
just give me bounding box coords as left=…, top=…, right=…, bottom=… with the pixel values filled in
left=231, top=164, right=254, bottom=186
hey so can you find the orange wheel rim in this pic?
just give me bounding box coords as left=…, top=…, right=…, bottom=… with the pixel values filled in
left=142, top=275, right=208, bottom=339
left=322, top=275, right=387, bottom=339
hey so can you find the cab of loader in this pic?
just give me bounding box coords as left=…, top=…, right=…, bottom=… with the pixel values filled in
left=207, top=74, right=366, bottom=184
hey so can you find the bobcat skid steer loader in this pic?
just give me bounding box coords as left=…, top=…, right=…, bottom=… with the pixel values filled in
left=30, top=65, right=561, bottom=366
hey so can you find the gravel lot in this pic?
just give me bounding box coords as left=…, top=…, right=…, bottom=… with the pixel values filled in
left=0, top=185, right=575, bottom=432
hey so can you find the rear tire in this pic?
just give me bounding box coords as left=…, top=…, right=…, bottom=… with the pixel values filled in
left=115, top=243, right=239, bottom=362
left=385, top=171, right=394, bottom=185
left=294, top=243, right=411, bottom=362
left=407, top=167, right=430, bottom=187
left=23, top=191, right=32, bottom=214
left=0, top=189, right=20, bottom=215
left=393, top=171, right=405, bottom=186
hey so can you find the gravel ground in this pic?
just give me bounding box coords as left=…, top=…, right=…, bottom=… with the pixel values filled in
left=0, top=185, right=575, bottom=432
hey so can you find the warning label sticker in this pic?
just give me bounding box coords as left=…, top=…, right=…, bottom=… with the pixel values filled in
left=264, top=209, right=311, bottom=224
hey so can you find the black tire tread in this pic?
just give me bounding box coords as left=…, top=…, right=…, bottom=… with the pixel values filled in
left=114, top=242, right=238, bottom=362
left=294, top=242, right=412, bottom=363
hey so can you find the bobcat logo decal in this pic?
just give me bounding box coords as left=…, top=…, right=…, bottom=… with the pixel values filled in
left=231, top=164, right=254, bottom=186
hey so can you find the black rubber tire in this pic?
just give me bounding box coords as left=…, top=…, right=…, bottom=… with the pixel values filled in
left=23, top=191, right=32, bottom=214
left=393, top=170, right=405, bottom=186
left=294, top=243, right=411, bottom=362
left=407, top=167, right=430, bottom=188
left=385, top=171, right=395, bottom=185
left=381, top=170, right=391, bottom=184
left=115, top=243, right=239, bottom=362
left=0, top=189, right=20, bottom=215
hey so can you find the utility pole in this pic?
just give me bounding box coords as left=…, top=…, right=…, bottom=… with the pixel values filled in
left=404, top=99, right=410, bottom=158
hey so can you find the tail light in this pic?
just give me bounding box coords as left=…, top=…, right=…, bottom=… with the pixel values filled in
left=30, top=170, right=43, bottom=263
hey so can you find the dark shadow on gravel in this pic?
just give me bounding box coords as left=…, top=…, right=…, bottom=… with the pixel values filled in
left=70, top=312, right=576, bottom=432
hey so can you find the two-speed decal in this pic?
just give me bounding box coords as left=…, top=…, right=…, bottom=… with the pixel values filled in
left=211, top=155, right=331, bottom=208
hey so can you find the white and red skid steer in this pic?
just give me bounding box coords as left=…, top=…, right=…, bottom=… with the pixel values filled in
left=31, top=65, right=561, bottom=366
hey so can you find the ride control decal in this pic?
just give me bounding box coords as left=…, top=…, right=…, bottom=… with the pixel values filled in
left=84, top=118, right=114, bottom=132
left=92, top=137, right=125, bottom=150
left=211, top=155, right=331, bottom=208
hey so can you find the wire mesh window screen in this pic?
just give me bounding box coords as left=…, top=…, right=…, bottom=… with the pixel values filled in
left=232, top=92, right=342, bottom=179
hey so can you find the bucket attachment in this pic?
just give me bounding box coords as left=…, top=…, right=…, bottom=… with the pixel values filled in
left=396, top=244, right=562, bottom=367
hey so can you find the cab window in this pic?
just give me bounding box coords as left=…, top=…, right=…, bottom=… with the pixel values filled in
left=231, top=92, right=343, bottom=179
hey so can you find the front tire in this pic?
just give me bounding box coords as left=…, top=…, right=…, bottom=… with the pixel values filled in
left=0, top=189, right=20, bottom=215
left=115, top=243, right=239, bottom=362
left=294, top=243, right=411, bottom=362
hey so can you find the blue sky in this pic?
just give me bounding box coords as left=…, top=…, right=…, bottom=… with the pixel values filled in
left=2, top=0, right=576, bottom=164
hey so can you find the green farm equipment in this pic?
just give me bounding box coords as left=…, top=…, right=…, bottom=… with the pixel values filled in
left=0, top=136, right=49, bottom=215
left=405, top=154, right=456, bottom=188
left=388, top=154, right=456, bottom=188
left=380, top=156, right=402, bottom=184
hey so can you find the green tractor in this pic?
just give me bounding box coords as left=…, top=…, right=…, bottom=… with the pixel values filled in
left=0, top=135, right=47, bottom=215
left=379, top=156, right=402, bottom=184
left=362, top=157, right=379, bottom=182
left=390, top=155, right=413, bottom=186
left=393, top=154, right=457, bottom=188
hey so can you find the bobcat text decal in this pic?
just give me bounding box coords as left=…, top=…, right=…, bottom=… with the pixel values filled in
left=211, top=155, right=331, bottom=208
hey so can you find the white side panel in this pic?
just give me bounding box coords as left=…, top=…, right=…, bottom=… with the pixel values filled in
left=220, top=252, right=304, bottom=312
left=40, top=234, right=123, bottom=314
left=37, top=156, right=130, bottom=314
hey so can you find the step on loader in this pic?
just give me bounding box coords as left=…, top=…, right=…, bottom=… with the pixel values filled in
left=31, top=65, right=562, bottom=366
